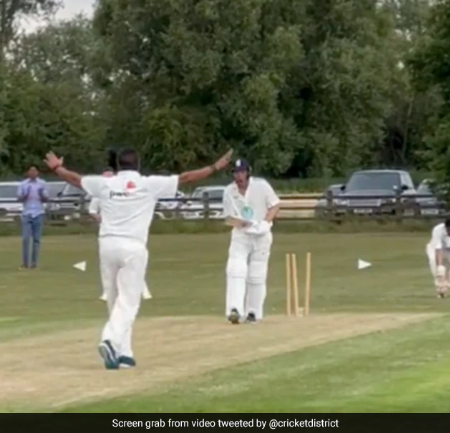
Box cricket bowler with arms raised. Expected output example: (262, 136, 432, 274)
(89, 165, 152, 302)
(223, 159, 280, 324)
(426, 219, 450, 298)
(44, 148, 233, 369)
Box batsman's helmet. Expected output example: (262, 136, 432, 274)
(231, 158, 251, 175)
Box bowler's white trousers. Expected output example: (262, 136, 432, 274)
(99, 236, 148, 358)
(225, 230, 273, 320)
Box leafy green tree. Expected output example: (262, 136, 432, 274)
(0, 0, 59, 62)
(93, 0, 409, 177)
(2, 17, 105, 174)
(409, 0, 450, 195)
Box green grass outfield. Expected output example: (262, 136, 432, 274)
(1, 232, 449, 413)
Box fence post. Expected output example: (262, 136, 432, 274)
(79, 194, 86, 221)
(326, 189, 333, 220)
(202, 191, 210, 227)
(394, 188, 402, 223)
(174, 198, 181, 220)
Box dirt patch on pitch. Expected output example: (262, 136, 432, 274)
(0, 312, 440, 410)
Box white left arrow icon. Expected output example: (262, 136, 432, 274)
(357, 259, 371, 270)
(73, 261, 86, 272)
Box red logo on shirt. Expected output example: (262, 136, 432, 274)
(126, 181, 136, 190)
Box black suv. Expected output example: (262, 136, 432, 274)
(334, 170, 417, 216)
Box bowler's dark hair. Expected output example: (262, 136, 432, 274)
(445, 219, 450, 228)
(106, 149, 118, 172)
(117, 148, 140, 171)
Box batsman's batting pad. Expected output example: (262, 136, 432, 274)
(107, 149, 118, 172)
(247, 252, 270, 285)
(226, 256, 247, 278)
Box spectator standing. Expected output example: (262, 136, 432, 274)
(17, 165, 49, 269)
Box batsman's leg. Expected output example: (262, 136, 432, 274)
(225, 236, 250, 323)
(245, 233, 272, 321)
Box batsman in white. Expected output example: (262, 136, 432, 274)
(89, 167, 152, 302)
(223, 159, 280, 324)
(44, 147, 233, 369)
(426, 219, 450, 298)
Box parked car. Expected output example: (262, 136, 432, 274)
(46, 181, 65, 199)
(335, 170, 418, 216)
(154, 190, 186, 219)
(51, 183, 90, 219)
(0, 181, 22, 221)
(416, 179, 447, 216)
(314, 184, 344, 217)
(181, 186, 226, 219)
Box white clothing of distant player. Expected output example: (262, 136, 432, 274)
(82, 171, 178, 359)
(223, 177, 280, 321)
(88, 197, 152, 301)
(426, 222, 450, 291)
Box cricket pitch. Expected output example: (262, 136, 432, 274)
(0, 312, 440, 411)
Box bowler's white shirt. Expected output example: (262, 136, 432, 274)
(89, 197, 100, 215)
(429, 223, 450, 251)
(81, 171, 178, 245)
(223, 177, 280, 233)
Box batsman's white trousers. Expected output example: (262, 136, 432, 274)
(99, 236, 148, 358)
(225, 231, 272, 320)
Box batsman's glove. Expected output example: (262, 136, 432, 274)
(245, 220, 272, 236)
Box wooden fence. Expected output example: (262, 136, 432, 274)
(0, 189, 447, 224)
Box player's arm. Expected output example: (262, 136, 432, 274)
(178, 150, 233, 185)
(263, 181, 281, 223)
(436, 247, 444, 267)
(431, 227, 444, 266)
(88, 198, 101, 222)
(431, 228, 445, 276)
(53, 167, 82, 188)
(44, 152, 106, 201)
(43, 152, 82, 188)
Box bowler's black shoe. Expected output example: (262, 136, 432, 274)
(245, 312, 257, 324)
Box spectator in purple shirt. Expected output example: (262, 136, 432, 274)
(17, 165, 49, 269)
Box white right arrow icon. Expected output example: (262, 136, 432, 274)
(73, 261, 86, 272)
(357, 259, 371, 270)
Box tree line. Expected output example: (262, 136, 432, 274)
(0, 0, 449, 190)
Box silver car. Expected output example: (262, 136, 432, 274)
(0, 182, 22, 221)
(50, 182, 90, 219)
(416, 179, 446, 216)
